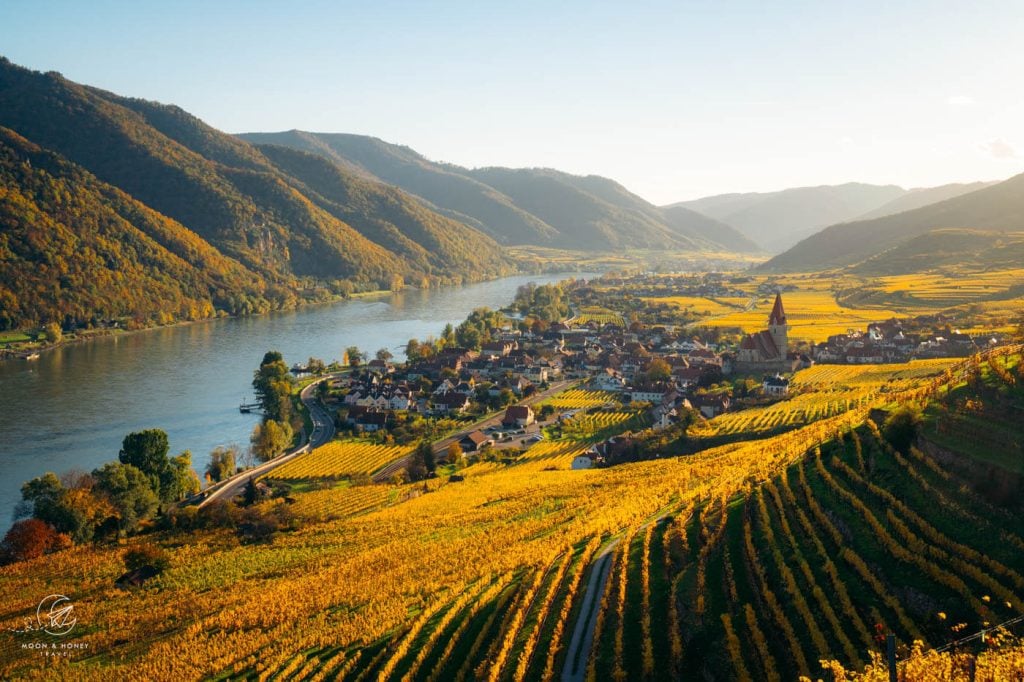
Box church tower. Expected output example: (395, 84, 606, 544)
(768, 293, 788, 359)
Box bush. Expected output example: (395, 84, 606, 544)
(882, 406, 923, 453)
(123, 544, 170, 573)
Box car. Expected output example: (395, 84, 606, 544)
(526, 435, 543, 443)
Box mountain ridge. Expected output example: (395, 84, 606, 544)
(238, 130, 762, 253)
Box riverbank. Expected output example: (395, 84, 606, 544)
(0, 270, 593, 363)
(0, 272, 599, 525)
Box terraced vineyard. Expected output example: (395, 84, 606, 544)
(693, 358, 958, 440)
(2, 349, 1021, 680)
(266, 441, 412, 480)
(542, 389, 619, 409)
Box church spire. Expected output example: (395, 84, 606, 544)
(769, 293, 786, 326)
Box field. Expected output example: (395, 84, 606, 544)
(644, 295, 749, 318)
(697, 288, 913, 342)
(265, 441, 412, 480)
(1, 348, 1020, 681)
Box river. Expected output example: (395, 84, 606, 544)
(0, 273, 591, 526)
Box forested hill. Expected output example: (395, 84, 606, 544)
(0, 57, 513, 331)
(0, 127, 263, 330)
(761, 171, 1024, 272)
(238, 130, 761, 253)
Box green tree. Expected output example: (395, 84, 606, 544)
(415, 440, 436, 474)
(166, 451, 201, 501)
(250, 420, 293, 462)
(376, 347, 393, 362)
(118, 429, 175, 500)
(206, 446, 238, 483)
(307, 357, 326, 375)
(92, 462, 159, 533)
(243, 477, 260, 506)
(252, 351, 292, 422)
(405, 338, 421, 361)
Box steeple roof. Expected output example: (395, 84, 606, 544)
(769, 293, 786, 326)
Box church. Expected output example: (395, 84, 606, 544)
(736, 293, 794, 372)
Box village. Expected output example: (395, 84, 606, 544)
(299, 281, 1008, 474)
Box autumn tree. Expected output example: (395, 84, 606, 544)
(251, 420, 293, 462)
(0, 519, 71, 564)
(447, 442, 464, 467)
(645, 358, 672, 384)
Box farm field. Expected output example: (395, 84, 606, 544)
(643, 295, 749, 317)
(697, 288, 914, 342)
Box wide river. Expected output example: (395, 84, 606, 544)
(0, 273, 590, 526)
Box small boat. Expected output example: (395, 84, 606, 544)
(23, 352, 40, 361)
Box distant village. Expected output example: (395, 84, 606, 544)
(302, 286, 1009, 464)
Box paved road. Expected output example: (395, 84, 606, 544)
(373, 379, 575, 482)
(198, 376, 336, 507)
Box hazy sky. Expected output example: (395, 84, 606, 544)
(2, 0, 1022, 203)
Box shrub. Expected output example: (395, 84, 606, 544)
(124, 544, 170, 573)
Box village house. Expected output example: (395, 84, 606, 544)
(762, 374, 790, 396)
(459, 430, 493, 452)
(502, 405, 535, 428)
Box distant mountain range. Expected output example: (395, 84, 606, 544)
(761, 173, 1024, 272)
(1, 54, 1016, 332)
(0, 57, 762, 331)
(237, 131, 760, 253)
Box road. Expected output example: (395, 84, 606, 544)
(561, 539, 618, 682)
(198, 376, 336, 507)
(372, 379, 575, 482)
(561, 513, 678, 682)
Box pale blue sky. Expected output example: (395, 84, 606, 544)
(2, 0, 1022, 202)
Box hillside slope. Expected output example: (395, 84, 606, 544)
(0, 127, 263, 329)
(674, 183, 906, 252)
(238, 130, 560, 245)
(762, 172, 1024, 272)
(0, 58, 512, 329)
(239, 130, 761, 253)
(850, 228, 1024, 274)
(854, 181, 996, 221)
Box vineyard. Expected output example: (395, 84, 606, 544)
(541, 389, 619, 409)
(569, 307, 625, 327)
(265, 441, 412, 480)
(694, 358, 958, 440)
(1, 349, 1021, 680)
